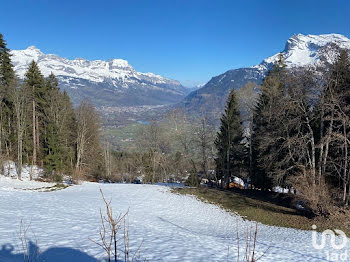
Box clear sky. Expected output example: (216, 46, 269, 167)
(2, 0, 350, 86)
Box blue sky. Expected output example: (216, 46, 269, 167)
(2, 0, 349, 86)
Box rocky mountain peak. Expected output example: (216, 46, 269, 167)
(259, 33, 350, 69)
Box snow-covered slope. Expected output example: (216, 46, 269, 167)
(0, 183, 346, 261)
(180, 33, 350, 121)
(11, 47, 188, 107)
(255, 33, 350, 70)
(12, 46, 177, 85)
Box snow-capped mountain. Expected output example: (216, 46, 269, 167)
(180, 33, 350, 121)
(11, 46, 188, 107)
(256, 33, 350, 70)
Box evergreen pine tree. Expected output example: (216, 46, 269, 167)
(0, 34, 15, 87)
(0, 33, 16, 157)
(215, 89, 245, 189)
(43, 73, 77, 174)
(44, 119, 64, 173)
(251, 87, 273, 190)
(23, 60, 46, 166)
(43, 73, 60, 172)
(46, 72, 59, 91)
(251, 58, 286, 189)
(61, 91, 77, 171)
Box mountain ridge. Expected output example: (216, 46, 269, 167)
(179, 33, 350, 121)
(11, 46, 189, 108)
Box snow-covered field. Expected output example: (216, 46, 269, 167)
(0, 180, 348, 262)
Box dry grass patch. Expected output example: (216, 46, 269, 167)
(173, 187, 350, 235)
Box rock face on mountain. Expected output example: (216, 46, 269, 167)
(11, 46, 189, 107)
(179, 33, 350, 120)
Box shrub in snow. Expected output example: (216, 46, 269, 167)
(2, 161, 17, 178)
(2, 160, 44, 181)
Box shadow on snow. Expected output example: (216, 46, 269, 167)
(0, 241, 100, 262)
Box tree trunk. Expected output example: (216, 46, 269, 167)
(343, 122, 348, 204)
(226, 147, 230, 190)
(104, 142, 112, 179)
(76, 132, 84, 171)
(318, 107, 324, 183)
(32, 100, 36, 167)
(17, 133, 22, 180)
(36, 114, 40, 164)
(249, 116, 253, 184)
(0, 107, 2, 154)
(322, 110, 334, 176)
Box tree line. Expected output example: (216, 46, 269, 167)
(215, 50, 350, 215)
(0, 34, 102, 181)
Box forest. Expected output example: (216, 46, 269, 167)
(0, 34, 102, 181)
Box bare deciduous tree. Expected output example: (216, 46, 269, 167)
(91, 189, 143, 262)
(75, 100, 102, 180)
(11, 85, 29, 180)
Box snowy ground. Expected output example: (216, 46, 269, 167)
(0, 176, 56, 191)
(0, 181, 349, 262)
